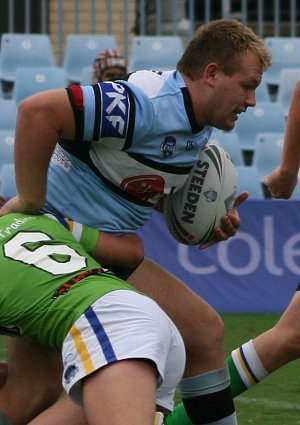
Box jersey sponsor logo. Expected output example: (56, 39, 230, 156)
(185, 140, 198, 151)
(120, 175, 165, 201)
(161, 136, 176, 158)
(101, 82, 129, 139)
(0, 216, 36, 238)
(51, 145, 72, 171)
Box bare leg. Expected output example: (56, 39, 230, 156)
(0, 337, 62, 425)
(128, 257, 225, 377)
(27, 396, 87, 425)
(83, 360, 157, 425)
(28, 361, 158, 425)
(254, 290, 300, 372)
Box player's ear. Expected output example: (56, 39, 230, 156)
(204, 63, 219, 87)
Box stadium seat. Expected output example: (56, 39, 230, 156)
(0, 99, 18, 130)
(209, 129, 244, 166)
(252, 132, 284, 181)
(264, 37, 300, 88)
(0, 33, 55, 83)
(128, 35, 184, 72)
(0, 130, 14, 171)
(235, 165, 264, 199)
(63, 34, 117, 84)
(12, 66, 67, 104)
(80, 66, 93, 85)
(276, 67, 300, 117)
(234, 101, 286, 154)
(256, 78, 270, 102)
(0, 164, 17, 199)
(290, 182, 300, 200)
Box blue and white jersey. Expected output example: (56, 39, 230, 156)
(46, 70, 212, 233)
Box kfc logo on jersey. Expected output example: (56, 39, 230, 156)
(101, 82, 130, 139)
(121, 175, 165, 201)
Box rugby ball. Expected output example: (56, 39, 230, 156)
(164, 145, 237, 246)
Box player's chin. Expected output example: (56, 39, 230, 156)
(218, 118, 236, 131)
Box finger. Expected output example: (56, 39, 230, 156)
(199, 227, 228, 250)
(232, 191, 249, 211)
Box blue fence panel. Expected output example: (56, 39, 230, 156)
(138, 200, 300, 314)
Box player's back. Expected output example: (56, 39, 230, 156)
(0, 213, 132, 349)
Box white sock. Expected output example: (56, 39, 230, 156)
(231, 339, 269, 389)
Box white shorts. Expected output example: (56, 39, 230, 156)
(62, 290, 186, 412)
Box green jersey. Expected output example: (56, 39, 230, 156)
(0, 213, 135, 350)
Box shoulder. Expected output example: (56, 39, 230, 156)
(120, 70, 180, 99)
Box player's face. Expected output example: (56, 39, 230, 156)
(205, 50, 263, 131)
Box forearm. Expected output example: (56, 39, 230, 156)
(14, 90, 75, 212)
(280, 81, 300, 177)
(15, 102, 54, 210)
(93, 232, 144, 268)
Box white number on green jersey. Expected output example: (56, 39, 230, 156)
(4, 231, 87, 275)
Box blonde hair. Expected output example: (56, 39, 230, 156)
(177, 19, 272, 80)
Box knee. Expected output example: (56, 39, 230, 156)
(184, 306, 225, 357)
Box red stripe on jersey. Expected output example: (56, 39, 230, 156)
(70, 84, 84, 110)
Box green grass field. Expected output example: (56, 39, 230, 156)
(0, 314, 299, 424)
(223, 314, 300, 425)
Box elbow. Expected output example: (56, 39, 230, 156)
(126, 239, 144, 268)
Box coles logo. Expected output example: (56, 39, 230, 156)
(121, 175, 165, 201)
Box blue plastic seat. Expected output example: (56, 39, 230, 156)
(0, 130, 14, 170)
(12, 66, 67, 104)
(0, 163, 17, 199)
(235, 165, 264, 199)
(0, 33, 55, 83)
(80, 66, 93, 85)
(256, 78, 270, 102)
(252, 132, 284, 181)
(264, 37, 300, 88)
(209, 130, 244, 166)
(63, 34, 117, 84)
(276, 67, 300, 117)
(0, 99, 18, 130)
(128, 35, 184, 72)
(234, 101, 286, 153)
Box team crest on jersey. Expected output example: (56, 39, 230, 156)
(64, 364, 79, 384)
(161, 136, 176, 158)
(101, 81, 130, 139)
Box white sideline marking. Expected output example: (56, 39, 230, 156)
(237, 396, 300, 410)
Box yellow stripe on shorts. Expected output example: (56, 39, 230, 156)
(70, 324, 95, 374)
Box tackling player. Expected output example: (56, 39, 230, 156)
(0, 211, 185, 425)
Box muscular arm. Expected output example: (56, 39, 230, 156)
(1, 89, 75, 215)
(264, 81, 300, 198)
(93, 232, 144, 268)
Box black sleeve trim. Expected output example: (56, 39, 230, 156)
(127, 152, 193, 174)
(92, 84, 102, 141)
